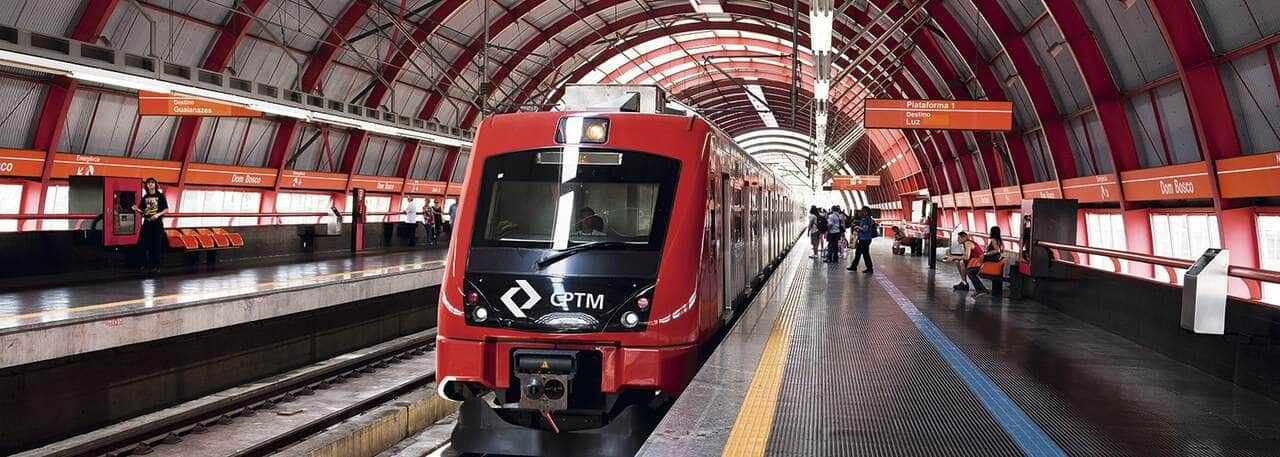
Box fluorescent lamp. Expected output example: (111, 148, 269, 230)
(0, 48, 471, 148)
(689, 0, 723, 13)
(745, 84, 778, 128)
(814, 80, 830, 101)
(809, 11, 834, 53)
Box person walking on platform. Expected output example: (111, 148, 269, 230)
(824, 205, 845, 263)
(847, 206, 877, 274)
(808, 206, 825, 258)
(131, 177, 168, 274)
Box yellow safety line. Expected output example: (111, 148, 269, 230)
(722, 263, 808, 457)
(1, 260, 444, 321)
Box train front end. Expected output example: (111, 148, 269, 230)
(437, 111, 713, 456)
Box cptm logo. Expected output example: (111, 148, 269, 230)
(500, 280, 541, 318)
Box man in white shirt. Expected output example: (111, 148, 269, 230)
(401, 199, 420, 246)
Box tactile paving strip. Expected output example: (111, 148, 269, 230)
(765, 265, 1024, 457)
(722, 262, 810, 457)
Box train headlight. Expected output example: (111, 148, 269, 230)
(472, 306, 489, 322)
(466, 292, 479, 305)
(636, 297, 650, 311)
(583, 122, 608, 142)
(621, 311, 640, 328)
(556, 117, 609, 144)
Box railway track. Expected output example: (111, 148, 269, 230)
(24, 329, 441, 457)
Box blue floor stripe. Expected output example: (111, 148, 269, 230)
(874, 273, 1067, 457)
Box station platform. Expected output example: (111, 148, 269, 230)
(0, 248, 446, 369)
(641, 242, 1280, 456)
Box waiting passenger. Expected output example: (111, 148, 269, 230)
(131, 177, 168, 274)
(432, 204, 445, 239)
(402, 199, 420, 246)
(970, 226, 1006, 296)
(423, 204, 437, 245)
(942, 231, 982, 291)
(808, 206, 825, 258)
(847, 207, 876, 274)
(824, 205, 845, 263)
(447, 202, 457, 232)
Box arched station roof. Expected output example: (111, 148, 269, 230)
(0, 0, 1276, 204)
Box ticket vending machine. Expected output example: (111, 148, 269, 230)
(69, 176, 140, 247)
(1018, 198, 1078, 278)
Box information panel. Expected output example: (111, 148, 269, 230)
(830, 175, 880, 191)
(864, 99, 1013, 131)
(138, 91, 261, 117)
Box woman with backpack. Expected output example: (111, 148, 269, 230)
(808, 206, 825, 258)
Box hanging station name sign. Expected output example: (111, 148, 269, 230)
(864, 99, 1014, 131)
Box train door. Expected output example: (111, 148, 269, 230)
(719, 172, 734, 318)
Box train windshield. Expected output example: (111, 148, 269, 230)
(471, 148, 679, 250)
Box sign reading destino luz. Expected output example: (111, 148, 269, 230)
(864, 99, 1013, 131)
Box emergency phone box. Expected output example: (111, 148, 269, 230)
(69, 176, 141, 247)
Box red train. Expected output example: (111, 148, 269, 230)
(436, 93, 805, 456)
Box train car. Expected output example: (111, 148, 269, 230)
(436, 86, 805, 456)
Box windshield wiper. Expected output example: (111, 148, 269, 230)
(536, 241, 628, 269)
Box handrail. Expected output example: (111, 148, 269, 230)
(1036, 241, 1193, 269)
(1037, 240, 1280, 302)
(899, 222, 1022, 249)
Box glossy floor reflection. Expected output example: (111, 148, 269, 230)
(0, 248, 447, 330)
(765, 242, 1280, 456)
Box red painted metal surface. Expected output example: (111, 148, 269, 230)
(436, 110, 797, 400)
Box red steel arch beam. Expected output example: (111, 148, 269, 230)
(466, 3, 822, 125)
(1145, 0, 1250, 283)
(505, 21, 801, 124)
(31, 0, 123, 222)
(927, 2, 1034, 185)
(417, 0, 552, 122)
(892, 57, 982, 192)
(1145, 0, 1241, 162)
(1043, 0, 1140, 174)
(264, 0, 378, 196)
(365, 0, 466, 108)
(662, 65, 818, 99)
(171, 0, 270, 191)
(457, 0, 905, 125)
(601, 38, 816, 82)
(969, 0, 1076, 180)
(909, 29, 1006, 188)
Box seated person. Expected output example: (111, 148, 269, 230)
(578, 215, 605, 236)
(575, 207, 606, 236)
(941, 231, 983, 292)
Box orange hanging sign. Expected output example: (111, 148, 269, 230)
(1216, 152, 1280, 199)
(864, 99, 1013, 131)
(138, 91, 261, 117)
(830, 175, 880, 191)
(280, 170, 348, 191)
(1020, 180, 1062, 199)
(993, 186, 1021, 207)
(1061, 174, 1120, 203)
(0, 148, 45, 178)
(405, 179, 449, 195)
(351, 175, 403, 193)
(50, 153, 181, 182)
(185, 163, 277, 188)
(1120, 161, 1213, 201)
